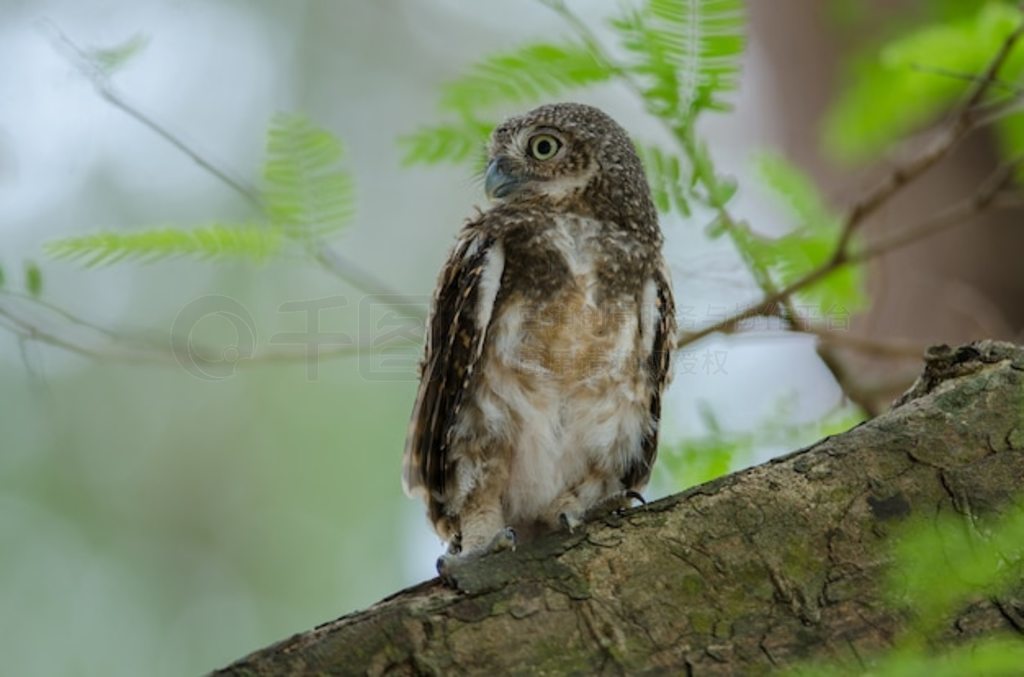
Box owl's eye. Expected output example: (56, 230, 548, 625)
(528, 134, 561, 161)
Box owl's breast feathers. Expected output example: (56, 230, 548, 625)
(403, 207, 675, 533)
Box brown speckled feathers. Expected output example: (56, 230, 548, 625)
(403, 103, 676, 555)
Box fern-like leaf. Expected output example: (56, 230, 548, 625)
(400, 120, 494, 166)
(439, 42, 614, 113)
(636, 143, 691, 215)
(46, 225, 282, 267)
(264, 113, 355, 238)
(611, 0, 745, 123)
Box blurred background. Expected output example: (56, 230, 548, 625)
(2, 1, 1022, 674)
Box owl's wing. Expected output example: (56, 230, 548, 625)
(623, 261, 677, 490)
(402, 228, 504, 508)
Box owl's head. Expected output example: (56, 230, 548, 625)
(484, 103, 656, 225)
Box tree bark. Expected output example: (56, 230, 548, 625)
(215, 341, 1024, 676)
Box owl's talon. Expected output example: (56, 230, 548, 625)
(625, 490, 647, 506)
(612, 490, 647, 516)
(559, 511, 584, 533)
(436, 527, 517, 587)
(436, 552, 464, 586)
(489, 526, 517, 553)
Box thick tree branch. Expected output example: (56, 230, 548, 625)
(215, 341, 1024, 675)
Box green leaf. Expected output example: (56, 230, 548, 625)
(610, 0, 746, 123)
(824, 2, 1024, 163)
(24, 261, 42, 297)
(439, 42, 614, 113)
(785, 637, 1024, 677)
(45, 225, 282, 267)
(873, 639, 1024, 677)
(888, 499, 1024, 633)
(87, 34, 149, 75)
(399, 120, 494, 166)
(0, 262, 5, 288)
(264, 113, 355, 238)
(750, 153, 866, 314)
(636, 143, 691, 215)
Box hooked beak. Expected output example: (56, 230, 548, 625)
(484, 158, 522, 200)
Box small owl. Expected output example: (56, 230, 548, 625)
(403, 103, 675, 574)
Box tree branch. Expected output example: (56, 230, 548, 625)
(677, 154, 1023, 349)
(0, 292, 396, 366)
(214, 341, 1024, 675)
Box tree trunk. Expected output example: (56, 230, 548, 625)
(215, 341, 1024, 675)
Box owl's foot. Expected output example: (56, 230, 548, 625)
(558, 491, 645, 533)
(625, 489, 647, 507)
(487, 526, 518, 553)
(436, 527, 517, 586)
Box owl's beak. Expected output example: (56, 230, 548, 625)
(484, 158, 521, 200)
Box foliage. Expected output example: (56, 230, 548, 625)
(749, 153, 865, 313)
(46, 113, 353, 267)
(825, 1, 1024, 163)
(24, 260, 43, 297)
(45, 225, 282, 267)
(439, 42, 614, 113)
(400, 0, 747, 217)
(610, 0, 745, 123)
(789, 637, 1024, 677)
(889, 499, 1024, 634)
(788, 498, 1024, 676)
(401, 119, 495, 167)
(636, 143, 691, 215)
(264, 113, 355, 239)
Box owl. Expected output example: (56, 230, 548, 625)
(403, 102, 676, 576)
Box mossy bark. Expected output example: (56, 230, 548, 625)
(215, 341, 1024, 675)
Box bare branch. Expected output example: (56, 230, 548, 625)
(801, 327, 928, 361)
(0, 295, 397, 367)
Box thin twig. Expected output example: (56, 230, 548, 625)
(0, 299, 396, 366)
(909, 63, 1023, 96)
(851, 155, 1024, 263)
(801, 327, 927, 361)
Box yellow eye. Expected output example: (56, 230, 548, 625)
(528, 134, 561, 160)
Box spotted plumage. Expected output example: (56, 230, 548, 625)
(403, 103, 676, 567)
